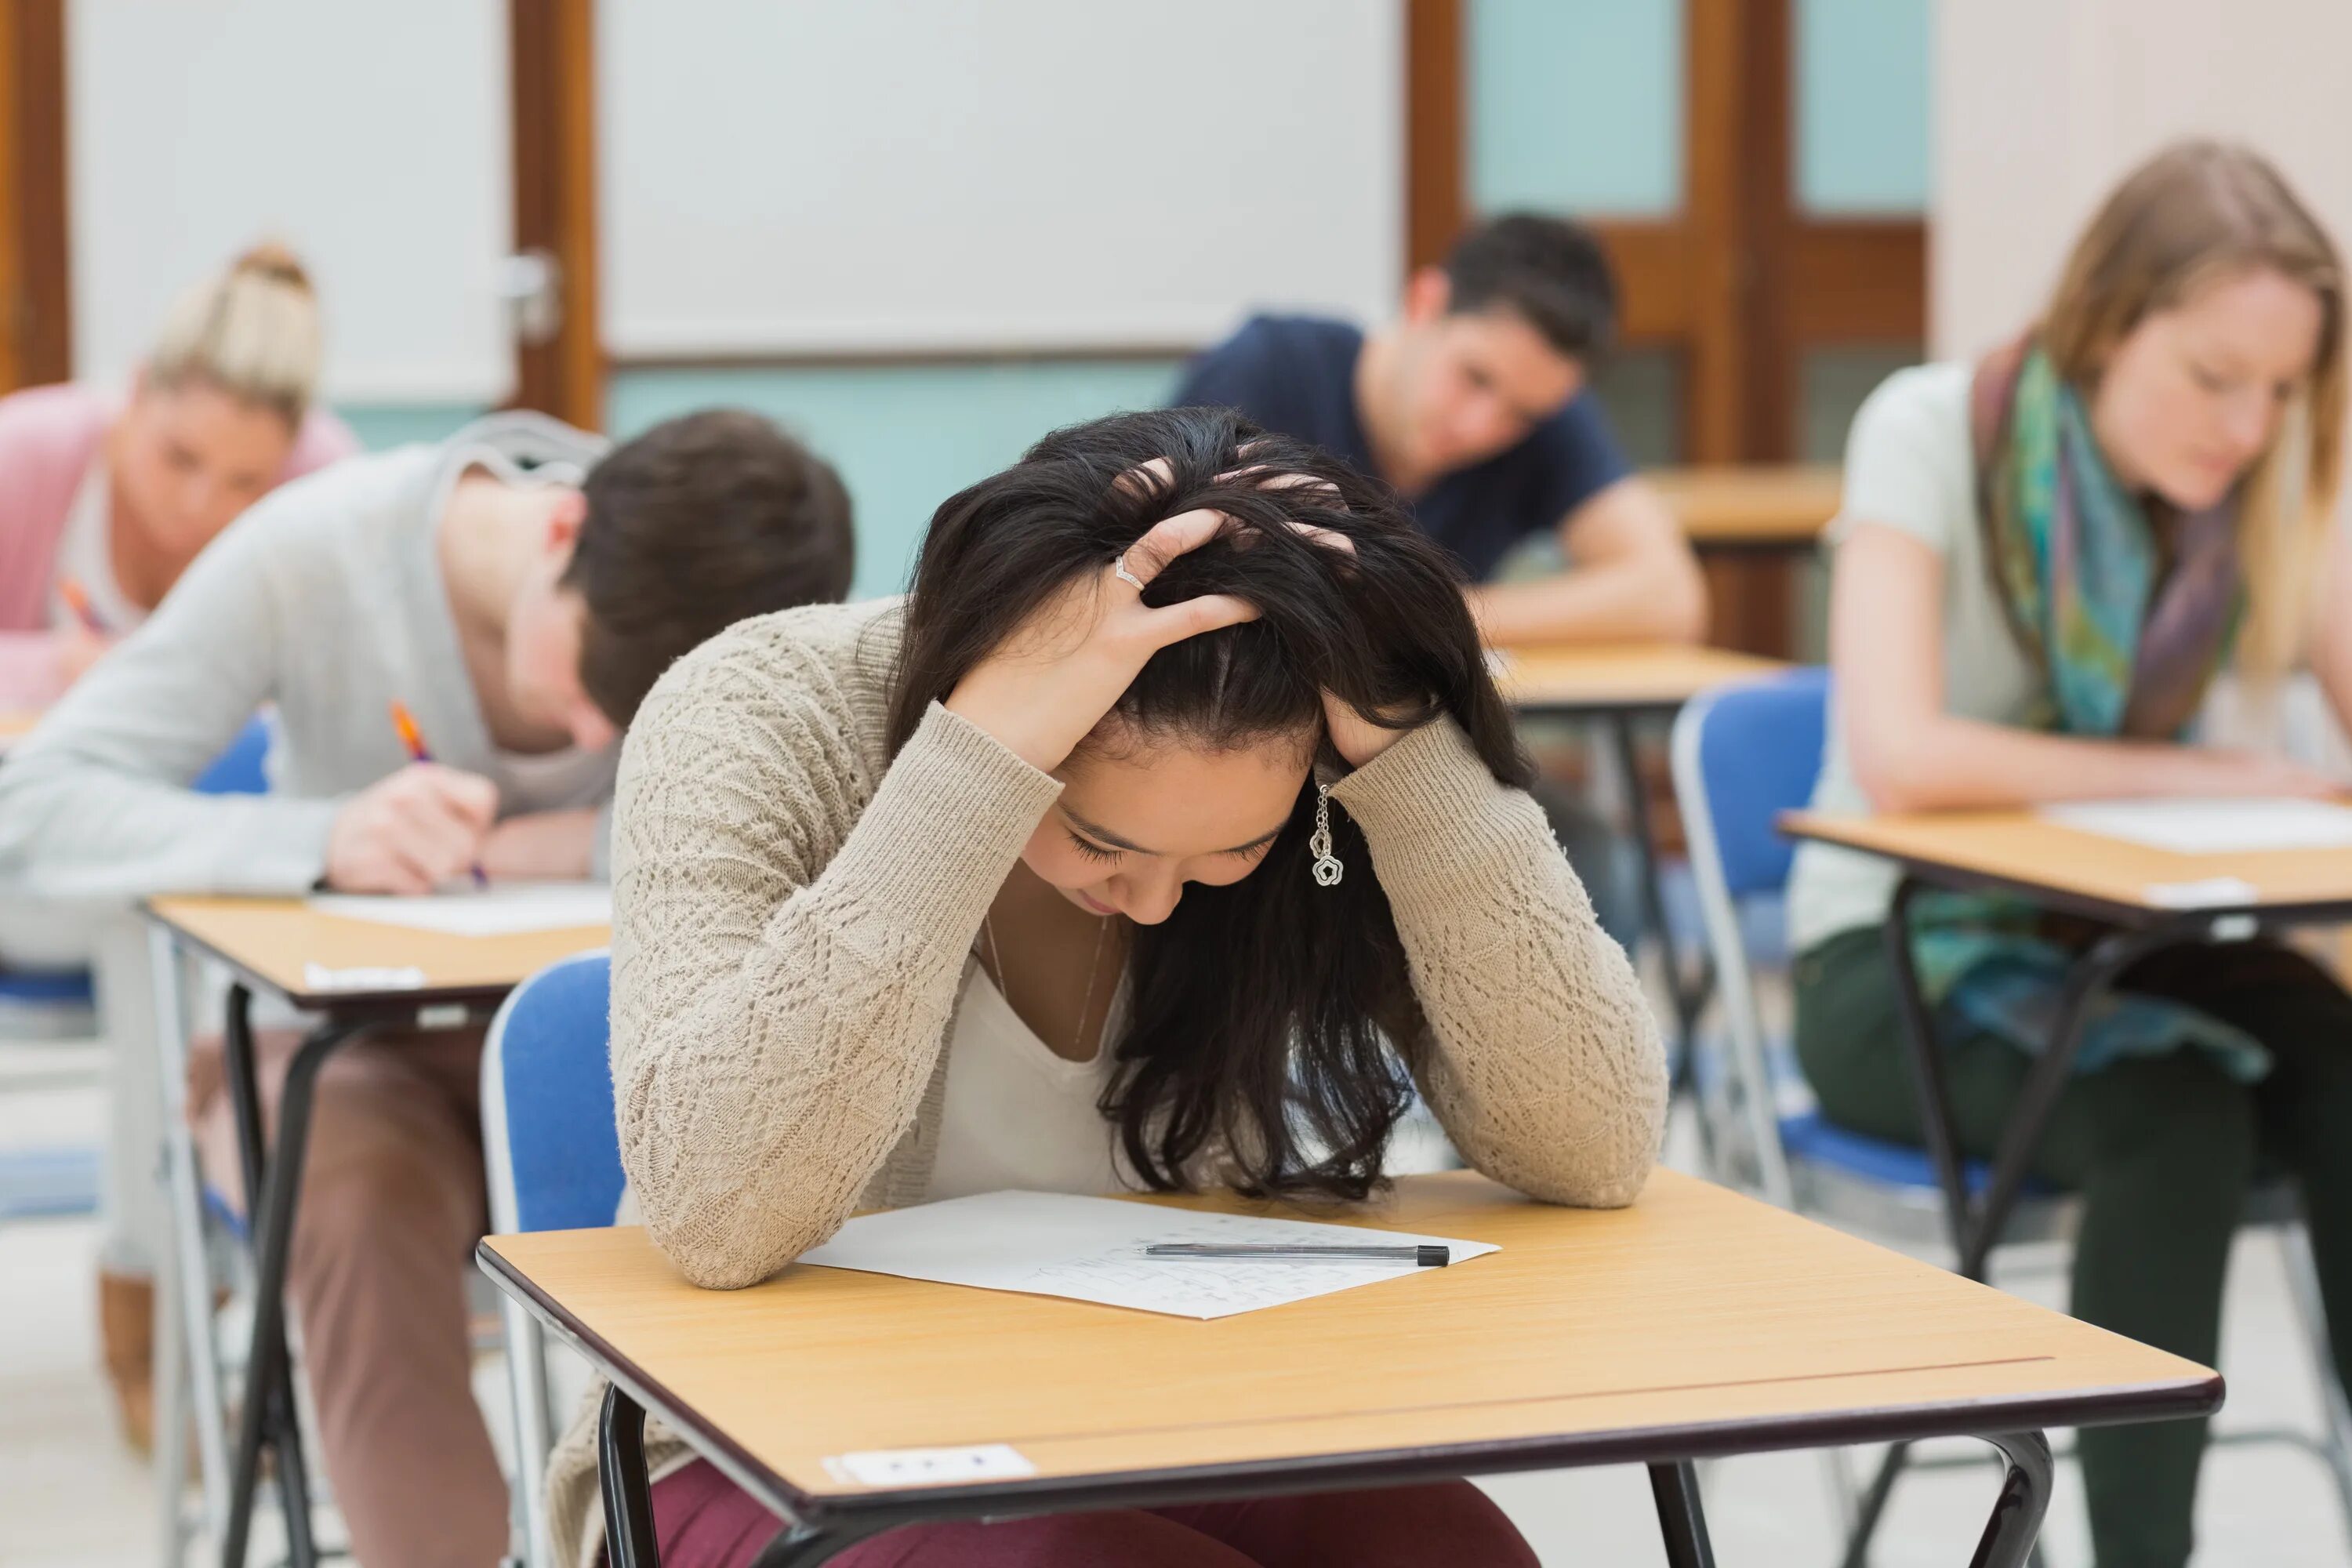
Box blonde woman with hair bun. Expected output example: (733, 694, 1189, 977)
(1788, 140, 2352, 1567)
(0, 241, 356, 702)
(0, 241, 354, 1457)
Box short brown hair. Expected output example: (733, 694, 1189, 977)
(566, 409, 855, 724)
(1442, 212, 1618, 361)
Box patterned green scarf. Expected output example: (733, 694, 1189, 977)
(1912, 339, 2262, 1082)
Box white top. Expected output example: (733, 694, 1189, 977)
(924, 955, 1127, 1202)
(1786, 362, 2042, 950)
(49, 456, 145, 634)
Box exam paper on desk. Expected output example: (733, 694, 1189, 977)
(794, 1189, 1499, 1319)
(306, 881, 612, 937)
(2038, 797, 2352, 854)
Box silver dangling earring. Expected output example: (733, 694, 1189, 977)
(1309, 783, 1344, 887)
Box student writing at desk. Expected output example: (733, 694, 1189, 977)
(557, 408, 1668, 1567)
(1172, 216, 1707, 946)
(1788, 142, 2352, 1568)
(0, 409, 855, 1567)
(0, 242, 354, 706)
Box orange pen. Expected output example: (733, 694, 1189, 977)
(388, 700, 488, 887)
(57, 577, 109, 637)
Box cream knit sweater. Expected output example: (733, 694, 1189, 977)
(544, 598, 1668, 1564)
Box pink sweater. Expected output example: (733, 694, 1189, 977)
(0, 383, 357, 700)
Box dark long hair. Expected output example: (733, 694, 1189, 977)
(885, 407, 1534, 1202)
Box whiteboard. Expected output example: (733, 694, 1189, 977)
(598, 0, 1404, 358)
(68, 0, 514, 405)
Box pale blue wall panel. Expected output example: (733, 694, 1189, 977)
(1468, 0, 1682, 218)
(608, 361, 1182, 600)
(1795, 0, 1930, 214)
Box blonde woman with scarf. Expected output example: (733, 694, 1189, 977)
(1790, 141, 2352, 1567)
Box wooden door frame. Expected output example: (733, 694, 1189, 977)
(0, 0, 71, 393)
(1403, 0, 1925, 465)
(510, 0, 604, 430)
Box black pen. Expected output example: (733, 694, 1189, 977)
(1144, 1243, 1450, 1268)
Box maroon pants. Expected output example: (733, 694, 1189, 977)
(651, 1459, 1538, 1567)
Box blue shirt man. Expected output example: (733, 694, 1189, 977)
(1173, 214, 1705, 646)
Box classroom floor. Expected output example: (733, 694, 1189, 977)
(4, 1036, 2348, 1567)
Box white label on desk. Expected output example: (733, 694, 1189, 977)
(823, 1444, 1036, 1487)
(301, 963, 425, 993)
(2143, 877, 2260, 909)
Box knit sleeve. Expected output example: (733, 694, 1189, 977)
(1329, 720, 1668, 1207)
(609, 625, 1062, 1288)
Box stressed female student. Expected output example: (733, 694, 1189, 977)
(546, 408, 1668, 1567)
(0, 241, 354, 702)
(1789, 141, 2352, 1568)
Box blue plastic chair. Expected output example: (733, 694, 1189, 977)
(481, 949, 619, 1568)
(1668, 667, 2062, 1235)
(1, 715, 281, 1233)
(0, 713, 274, 1043)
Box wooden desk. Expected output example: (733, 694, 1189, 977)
(1779, 806, 2352, 1252)
(1650, 463, 1842, 555)
(143, 895, 609, 1567)
(1495, 643, 1788, 1058)
(1779, 808, 2352, 1555)
(483, 1170, 2216, 1567)
(1494, 642, 1786, 717)
(147, 894, 612, 1012)
(1784, 808, 2352, 925)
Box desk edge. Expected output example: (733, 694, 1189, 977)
(1775, 818, 2352, 927)
(476, 1239, 2223, 1530)
(143, 900, 558, 1014)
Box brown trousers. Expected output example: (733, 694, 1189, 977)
(193, 1025, 508, 1568)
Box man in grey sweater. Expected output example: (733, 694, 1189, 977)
(0, 408, 853, 1566)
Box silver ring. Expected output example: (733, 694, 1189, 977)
(1112, 553, 1147, 591)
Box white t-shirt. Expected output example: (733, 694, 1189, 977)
(49, 456, 145, 634)
(1786, 362, 2043, 950)
(924, 955, 1127, 1201)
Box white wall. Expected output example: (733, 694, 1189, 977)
(1933, 0, 2352, 361)
(68, 0, 514, 405)
(598, 0, 1404, 358)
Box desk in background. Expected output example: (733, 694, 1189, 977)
(485, 1168, 2216, 1568)
(1651, 463, 1841, 557)
(1780, 807, 2352, 1553)
(145, 894, 611, 1568)
(1495, 643, 1784, 1058)
(1649, 464, 1842, 659)
(1780, 807, 2352, 1272)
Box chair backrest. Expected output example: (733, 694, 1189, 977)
(1669, 666, 1830, 1210)
(481, 949, 622, 1234)
(1679, 666, 1831, 898)
(193, 714, 273, 797)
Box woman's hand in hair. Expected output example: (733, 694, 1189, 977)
(1323, 691, 1418, 769)
(943, 506, 1258, 774)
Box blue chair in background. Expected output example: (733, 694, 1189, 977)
(1671, 666, 2352, 1555)
(0, 713, 277, 1225)
(0, 713, 274, 1039)
(481, 948, 619, 1568)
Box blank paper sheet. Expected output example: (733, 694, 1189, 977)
(795, 1190, 1499, 1319)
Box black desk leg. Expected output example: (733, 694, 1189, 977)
(219, 1012, 370, 1568)
(217, 985, 317, 1568)
(601, 1385, 662, 1568)
(1969, 1432, 2054, 1568)
(1608, 713, 1712, 1081)
(1648, 1461, 1718, 1568)
(1853, 880, 2182, 1566)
